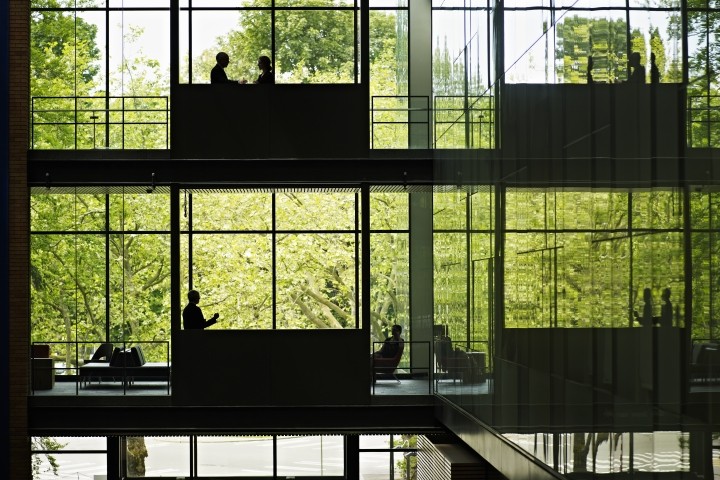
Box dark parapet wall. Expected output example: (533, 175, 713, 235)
(501, 83, 684, 183)
(172, 84, 369, 160)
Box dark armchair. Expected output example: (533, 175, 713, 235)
(372, 340, 404, 383)
(434, 335, 469, 383)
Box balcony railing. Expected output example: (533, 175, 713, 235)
(434, 95, 495, 149)
(31, 95, 169, 150)
(30, 340, 170, 396)
(371, 95, 495, 149)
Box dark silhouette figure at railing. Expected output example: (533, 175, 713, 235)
(628, 52, 646, 84)
(211, 52, 239, 84)
(371, 324, 404, 382)
(587, 56, 594, 84)
(650, 53, 660, 84)
(634, 287, 654, 327)
(183, 290, 220, 329)
(661, 287, 673, 327)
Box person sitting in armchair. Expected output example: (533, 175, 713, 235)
(371, 324, 404, 381)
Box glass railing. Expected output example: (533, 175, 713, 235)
(370, 340, 432, 396)
(30, 340, 170, 396)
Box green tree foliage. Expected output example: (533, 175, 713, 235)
(31, 1, 101, 149)
(30, 193, 171, 366)
(31, 437, 66, 477)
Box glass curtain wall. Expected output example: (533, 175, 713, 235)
(432, 0, 494, 149)
(433, 186, 495, 404)
(687, 0, 720, 147)
(30, 0, 170, 149)
(179, 0, 360, 85)
(181, 189, 362, 330)
(181, 188, 410, 336)
(30, 188, 172, 373)
(431, 185, 720, 477)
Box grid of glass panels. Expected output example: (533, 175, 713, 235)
(30, 189, 172, 371)
(181, 190, 361, 329)
(31, 436, 107, 480)
(30, 1, 171, 149)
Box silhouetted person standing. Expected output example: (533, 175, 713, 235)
(661, 287, 673, 327)
(183, 290, 219, 329)
(587, 56, 594, 84)
(650, 52, 660, 84)
(634, 287, 653, 327)
(211, 52, 238, 84)
(628, 52, 645, 84)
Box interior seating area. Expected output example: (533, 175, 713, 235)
(79, 345, 170, 389)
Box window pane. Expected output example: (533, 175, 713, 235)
(276, 234, 357, 329)
(275, 192, 357, 231)
(186, 192, 273, 231)
(109, 193, 170, 231)
(276, 435, 344, 477)
(138, 437, 190, 477)
(370, 192, 408, 231)
(197, 436, 274, 477)
(275, 10, 355, 83)
(370, 233, 409, 343)
(187, 234, 273, 329)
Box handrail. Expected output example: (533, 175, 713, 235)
(31, 95, 169, 150)
(370, 94, 495, 150)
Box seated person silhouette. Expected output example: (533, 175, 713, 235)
(211, 52, 239, 84)
(372, 324, 404, 360)
(371, 325, 404, 380)
(183, 290, 219, 329)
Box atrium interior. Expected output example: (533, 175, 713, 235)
(3, 0, 720, 479)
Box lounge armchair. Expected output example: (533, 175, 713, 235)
(372, 341, 404, 383)
(434, 335, 469, 383)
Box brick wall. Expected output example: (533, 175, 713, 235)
(9, 0, 30, 478)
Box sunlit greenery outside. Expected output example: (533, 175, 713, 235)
(30, 190, 411, 367)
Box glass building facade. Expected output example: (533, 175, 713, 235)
(5, 0, 720, 479)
